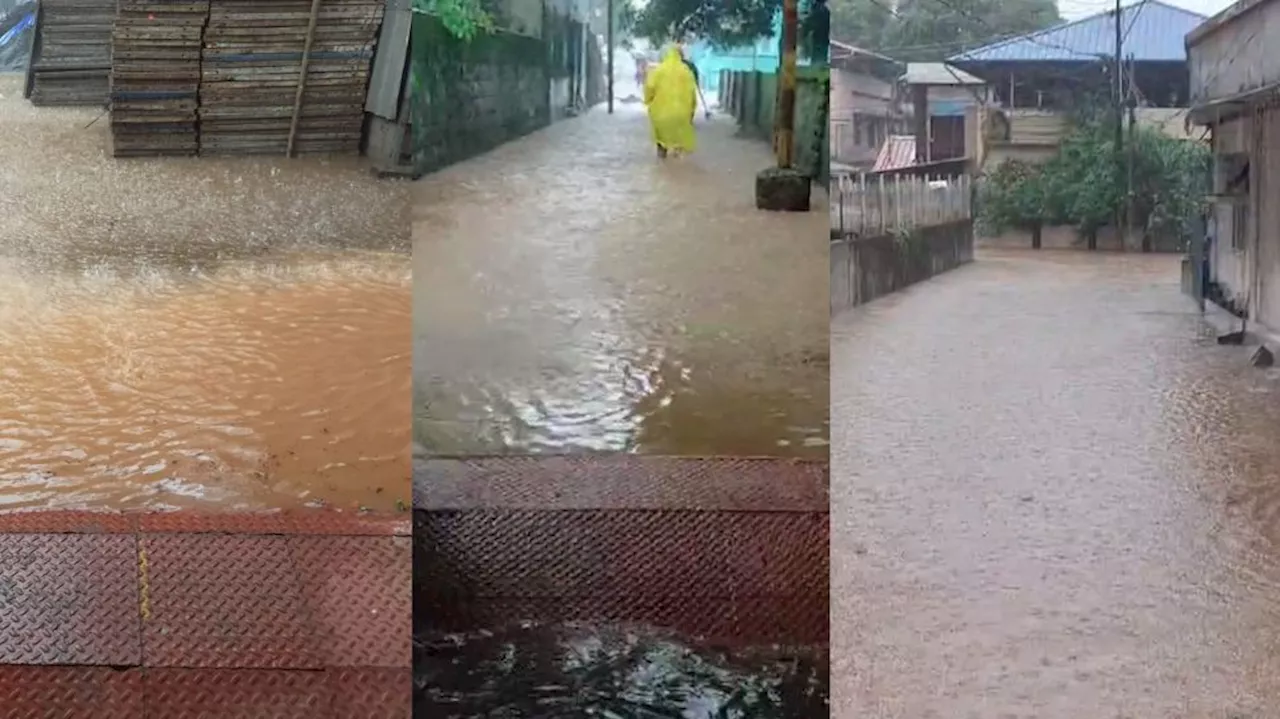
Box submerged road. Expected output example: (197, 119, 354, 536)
(412, 105, 829, 456)
(0, 75, 411, 513)
(834, 250, 1280, 717)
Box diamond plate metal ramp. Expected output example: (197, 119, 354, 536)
(414, 456, 829, 646)
(0, 509, 410, 716)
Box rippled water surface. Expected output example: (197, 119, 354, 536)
(412, 107, 829, 457)
(415, 622, 828, 718)
(834, 250, 1280, 717)
(0, 75, 410, 512)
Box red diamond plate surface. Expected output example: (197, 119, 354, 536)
(415, 455, 829, 511)
(0, 534, 142, 665)
(140, 535, 321, 669)
(0, 666, 144, 718)
(326, 668, 411, 719)
(137, 513, 289, 536)
(143, 669, 329, 719)
(0, 511, 136, 534)
(282, 511, 411, 537)
(290, 536, 410, 667)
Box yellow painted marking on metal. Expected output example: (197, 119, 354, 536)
(138, 543, 151, 621)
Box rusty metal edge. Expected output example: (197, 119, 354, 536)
(414, 455, 830, 512)
(0, 510, 410, 536)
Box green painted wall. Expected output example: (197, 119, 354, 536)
(720, 67, 830, 185)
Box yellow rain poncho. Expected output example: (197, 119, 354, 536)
(644, 47, 698, 154)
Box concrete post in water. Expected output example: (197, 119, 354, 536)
(754, 0, 808, 211)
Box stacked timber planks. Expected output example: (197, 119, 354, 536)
(109, 0, 209, 157)
(27, 0, 114, 106)
(199, 0, 383, 155)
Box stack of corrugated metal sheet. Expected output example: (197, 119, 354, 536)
(27, 0, 114, 106)
(108, 0, 209, 157)
(199, 0, 383, 155)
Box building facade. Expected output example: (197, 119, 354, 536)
(1188, 0, 1280, 328)
(829, 40, 903, 169)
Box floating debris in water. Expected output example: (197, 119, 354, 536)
(414, 622, 828, 718)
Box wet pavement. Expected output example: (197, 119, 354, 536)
(411, 105, 829, 457)
(0, 75, 411, 513)
(833, 250, 1280, 717)
(0, 509, 409, 718)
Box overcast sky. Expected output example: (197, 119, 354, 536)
(1058, 0, 1235, 19)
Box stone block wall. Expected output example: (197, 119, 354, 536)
(410, 13, 550, 175)
(830, 220, 975, 312)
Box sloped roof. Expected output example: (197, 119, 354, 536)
(903, 63, 985, 85)
(948, 0, 1207, 64)
(873, 136, 918, 172)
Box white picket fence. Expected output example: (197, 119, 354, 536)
(831, 173, 973, 236)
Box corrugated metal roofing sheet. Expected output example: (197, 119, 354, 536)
(873, 135, 917, 172)
(365, 0, 410, 119)
(948, 0, 1207, 64)
(904, 63, 984, 85)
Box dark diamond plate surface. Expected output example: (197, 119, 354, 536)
(414, 455, 829, 511)
(0, 666, 145, 718)
(140, 535, 321, 669)
(290, 536, 411, 667)
(0, 511, 136, 534)
(415, 506, 829, 646)
(143, 669, 329, 719)
(327, 668, 411, 719)
(0, 534, 142, 665)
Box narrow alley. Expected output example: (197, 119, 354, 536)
(412, 106, 829, 456)
(833, 251, 1280, 717)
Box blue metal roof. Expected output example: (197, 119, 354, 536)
(948, 0, 1207, 64)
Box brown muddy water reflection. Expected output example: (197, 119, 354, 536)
(0, 75, 410, 512)
(834, 250, 1280, 717)
(412, 107, 829, 456)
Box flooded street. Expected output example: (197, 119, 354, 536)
(833, 250, 1280, 717)
(412, 106, 828, 456)
(0, 75, 411, 513)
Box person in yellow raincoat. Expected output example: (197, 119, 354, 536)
(644, 46, 698, 158)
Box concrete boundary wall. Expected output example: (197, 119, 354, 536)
(831, 220, 974, 313)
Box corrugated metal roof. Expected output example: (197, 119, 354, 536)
(948, 0, 1207, 64)
(873, 135, 918, 172)
(903, 63, 984, 85)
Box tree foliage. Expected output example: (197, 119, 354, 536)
(412, 0, 493, 40)
(830, 0, 1059, 60)
(977, 159, 1048, 235)
(633, 0, 782, 49)
(632, 0, 827, 54)
(979, 121, 1211, 247)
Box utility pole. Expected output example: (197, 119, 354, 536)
(1112, 0, 1124, 250)
(776, 0, 799, 167)
(606, 0, 614, 113)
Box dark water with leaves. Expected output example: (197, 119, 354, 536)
(414, 623, 829, 718)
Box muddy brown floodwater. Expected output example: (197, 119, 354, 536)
(0, 75, 410, 513)
(412, 105, 829, 457)
(833, 250, 1280, 717)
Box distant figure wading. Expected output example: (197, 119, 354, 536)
(643, 46, 698, 159)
